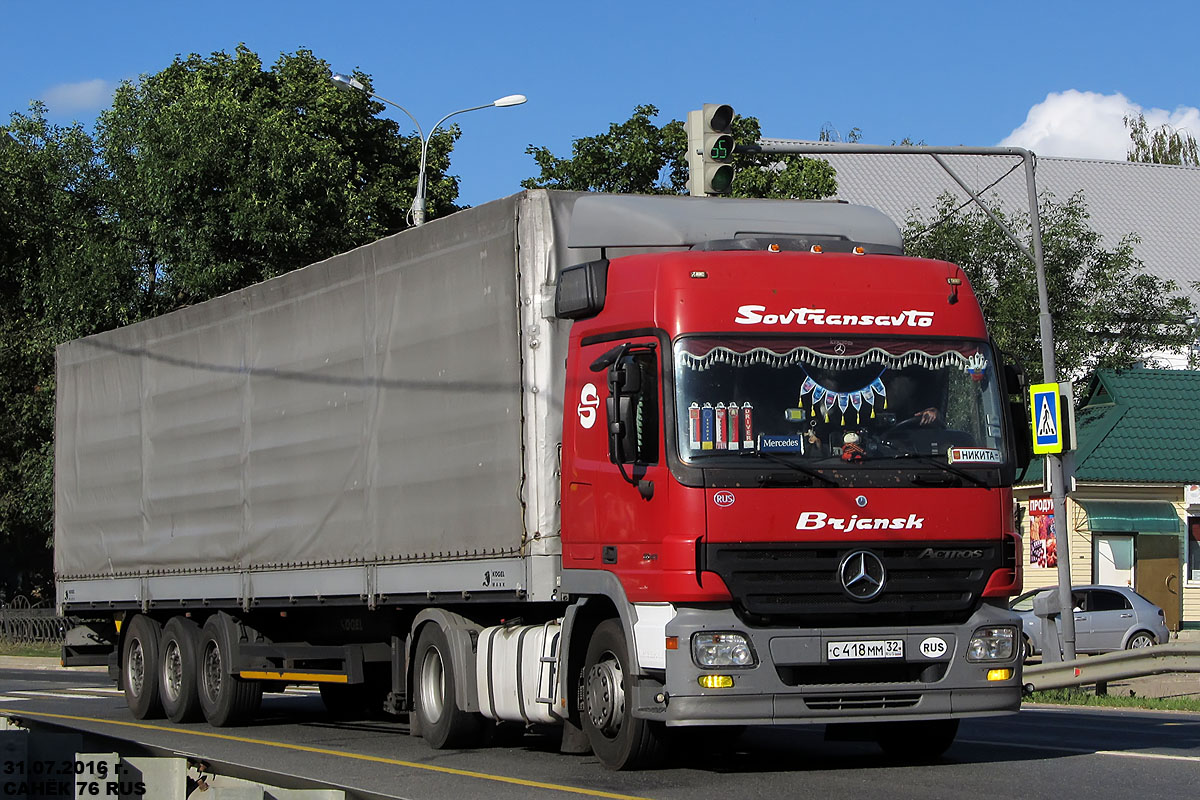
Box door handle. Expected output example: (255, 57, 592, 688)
(1119, 613, 1133, 618)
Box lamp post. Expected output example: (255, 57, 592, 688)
(330, 73, 526, 226)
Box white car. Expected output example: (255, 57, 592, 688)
(1009, 585, 1169, 656)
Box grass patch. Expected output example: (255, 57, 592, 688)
(1028, 688, 1200, 713)
(0, 641, 61, 659)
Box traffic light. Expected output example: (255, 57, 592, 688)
(687, 103, 736, 196)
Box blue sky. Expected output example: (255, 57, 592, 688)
(4, 1, 1199, 208)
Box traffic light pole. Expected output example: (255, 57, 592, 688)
(737, 140, 1078, 660)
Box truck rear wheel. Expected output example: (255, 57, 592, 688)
(581, 619, 667, 770)
(159, 616, 203, 723)
(876, 718, 959, 759)
(197, 616, 262, 727)
(414, 624, 482, 748)
(122, 615, 164, 719)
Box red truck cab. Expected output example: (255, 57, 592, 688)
(555, 195, 1026, 765)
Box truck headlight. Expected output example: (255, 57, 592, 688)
(692, 632, 756, 668)
(967, 627, 1016, 662)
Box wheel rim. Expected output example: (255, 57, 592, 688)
(202, 641, 223, 703)
(419, 647, 445, 724)
(163, 640, 183, 702)
(585, 650, 624, 739)
(126, 638, 145, 697)
(1130, 634, 1153, 648)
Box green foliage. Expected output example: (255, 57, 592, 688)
(1125, 113, 1200, 167)
(1028, 688, 1200, 713)
(96, 45, 452, 304)
(0, 45, 455, 600)
(522, 105, 837, 200)
(0, 105, 136, 600)
(904, 192, 1195, 383)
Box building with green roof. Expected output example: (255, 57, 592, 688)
(1015, 368, 1200, 631)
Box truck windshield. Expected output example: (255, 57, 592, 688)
(673, 336, 1009, 468)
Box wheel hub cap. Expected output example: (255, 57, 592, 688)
(585, 656, 624, 737)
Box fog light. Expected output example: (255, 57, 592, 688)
(698, 675, 734, 689)
(987, 668, 1013, 682)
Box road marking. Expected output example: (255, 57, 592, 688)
(10, 711, 654, 800)
(7, 690, 112, 700)
(959, 738, 1200, 763)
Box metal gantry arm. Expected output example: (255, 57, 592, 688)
(739, 141, 1077, 660)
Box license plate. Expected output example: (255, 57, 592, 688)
(827, 639, 905, 660)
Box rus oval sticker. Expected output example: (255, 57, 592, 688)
(920, 636, 948, 659)
(713, 491, 735, 507)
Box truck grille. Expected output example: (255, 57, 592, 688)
(702, 541, 1002, 627)
(804, 693, 922, 711)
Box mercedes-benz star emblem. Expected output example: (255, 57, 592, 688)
(839, 550, 886, 601)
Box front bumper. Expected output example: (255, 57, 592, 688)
(659, 604, 1023, 726)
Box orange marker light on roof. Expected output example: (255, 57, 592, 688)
(810, 244, 823, 254)
(768, 243, 781, 253)
(853, 246, 866, 255)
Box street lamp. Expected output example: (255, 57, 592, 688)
(330, 73, 526, 226)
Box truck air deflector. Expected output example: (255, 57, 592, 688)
(567, 194, 903, 253)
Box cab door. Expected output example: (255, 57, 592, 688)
(561, 336, 673, 599)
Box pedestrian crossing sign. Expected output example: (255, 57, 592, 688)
(1030, 382, 1063, 455)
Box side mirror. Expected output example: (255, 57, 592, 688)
(606, 356, 643, 465)
(1003, 361, 1032, 470)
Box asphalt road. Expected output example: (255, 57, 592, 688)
(2, 666, 1198, 800)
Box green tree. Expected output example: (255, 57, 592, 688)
(522, 104, 837, 200)
(96, 45, 457, 305)
(0, 106, 138, 600)
(0, 46, 455, 599)
(904, 192, 1195, 383)
(1125, 113, 1200, 166)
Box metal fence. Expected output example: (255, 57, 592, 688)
(0, 596, 72, 644)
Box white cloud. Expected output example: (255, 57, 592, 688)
(41, 79, 116, 113)
(999, 90, 1200, 161)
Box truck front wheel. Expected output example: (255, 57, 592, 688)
(122, 615, 164, 719)
(413, 624, 482, 748)
(580, 619, 667, 770)
(197, 616, 262, 727)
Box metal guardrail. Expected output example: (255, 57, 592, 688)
(1023, 642, 1200, 692)
(0, 596, 73, 644)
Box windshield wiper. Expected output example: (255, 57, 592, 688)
(739, 449, 838, 486)
(879, 453, 991, 488)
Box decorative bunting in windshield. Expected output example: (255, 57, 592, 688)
(801, 369, 887, 425)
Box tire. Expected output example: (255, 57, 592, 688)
(197, 615, 262, 727)
(876, 719, 959, 760)
(580, 619, 668, 770)
(413, 624, 483, 748)
(122, 615, 164, 719)
(1023, 635, 1036, 660)
(1125, 631, 1156, 650)
(159, 616, 203, 723)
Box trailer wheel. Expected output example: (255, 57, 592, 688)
(159, 616, 203, 723)
(413, 624, 482, 748)
(197, 616, 262, 727)
(876, 718, 959, 760)
(122, 615, 164, 719)
(580, 619, 667, 770)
